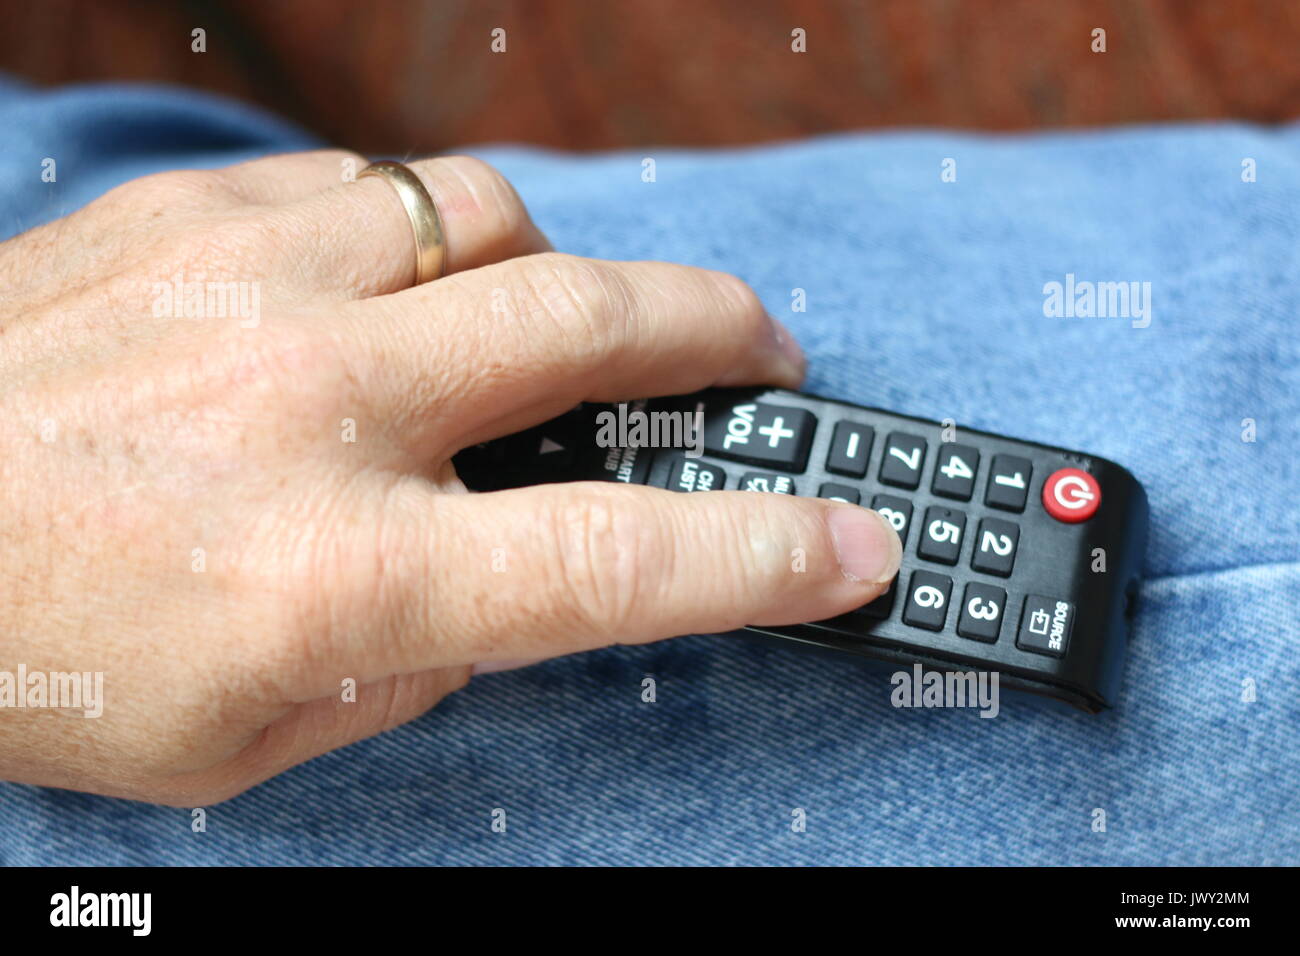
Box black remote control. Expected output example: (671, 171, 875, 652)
(453, 387, 1149, 713)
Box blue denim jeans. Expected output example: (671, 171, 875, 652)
(1, 77, 1296, 864)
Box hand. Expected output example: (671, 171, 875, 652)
(0, 151, 901, 804)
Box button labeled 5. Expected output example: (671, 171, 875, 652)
(918, 506, 966, 565)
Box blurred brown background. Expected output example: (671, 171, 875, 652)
(2, 0, 1298, 153)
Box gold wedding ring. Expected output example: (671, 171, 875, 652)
(358, 160, 446, 284)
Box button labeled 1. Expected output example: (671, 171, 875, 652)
(986, 455, 1032, 511)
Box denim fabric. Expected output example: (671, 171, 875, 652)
(1, 77, 1297, 865)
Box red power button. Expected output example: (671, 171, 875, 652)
(1042, 468, 1101, 522)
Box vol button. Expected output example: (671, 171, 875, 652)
(1042, 468, 1101, 522)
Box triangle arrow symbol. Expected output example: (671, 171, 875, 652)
(538, 437, 565, 455)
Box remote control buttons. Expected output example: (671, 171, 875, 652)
(971, 518, 1020, 577)
(879, 432, 927, 489)
(985, 455, 1032, 511)
(818, 482, 860, 504)
(957, 583, 1006, 643)
(1016, 596, 1074, 657)
(870, 494, 913, 546)
(1042, 468, 1101, 523)
(918, 507, 966, 565)
(903, 571, 952, 631)
(826, 422, 874, 478)
(701, 401, 815, 472)
(664, 457, 726, 492)
(740, 472, 797, 494)
(931, 444, 980, 500)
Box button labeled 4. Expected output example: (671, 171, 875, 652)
(932, 443, 979, 500)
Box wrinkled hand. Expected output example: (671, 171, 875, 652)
(0, 151, 901, 804)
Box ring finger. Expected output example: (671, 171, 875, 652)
(282, 155, 552, 299)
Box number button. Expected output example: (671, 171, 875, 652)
(985, 454, 1033, 511)
(740, 472, 797, 494)
(870, 494, 913, 546)
(971, 518, 1020, 577)
(931, 443, 980, 500)
(879, 432, 927, 489)
(957, 583, 1006, 643)
(701, 401, 816, 472)
(903, 571, 953, 631)
(664, 457, 726, 493)
(819, 482, 860, 504)
(917, 506, 966, 565)
(826, 422, 874, 478)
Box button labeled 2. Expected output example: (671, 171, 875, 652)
(971, 518, 1019, 577)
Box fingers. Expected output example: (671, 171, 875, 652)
(343, 253, 805, 456)
(285, 155, 552, 298)
(295, 481, 902, 691)
(221, 149, 367, 205)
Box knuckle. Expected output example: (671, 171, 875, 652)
(170, 321, 351, 445)
(511, 253, 629, 364)
(541, 489, 665, 637)
(158, 212, 283, 279)
(714, 270, 766, 327)
(446, 155, 529, 238)
(101, 168, 238, 215)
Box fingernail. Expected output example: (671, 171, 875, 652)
(769, 316, 806, 379)
(472, 657, 542, 676)
(827, 506, 901, 585)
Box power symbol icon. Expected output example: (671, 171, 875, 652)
(1043, 468, 1101, 522)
